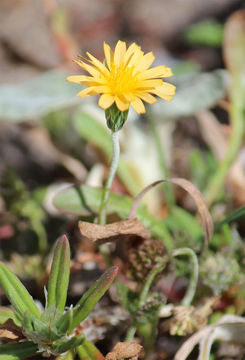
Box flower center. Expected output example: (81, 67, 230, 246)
(106, 63, 139, 96)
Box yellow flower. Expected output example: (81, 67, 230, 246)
(67, 40, 176, 114)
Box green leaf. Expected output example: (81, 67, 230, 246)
(77, 340, 105, 360)
(22, 312, 51, 341)
(71, 266, 118, 330)
(184, 20, 223, 47)
(40, 303, 61, 328)
(0, 342, 37, 360)
(31, 317, 50, 339)
(21, 312, 35, 333)
(0, 307, 21, 327)
(165, 206, 202, 239)
(0, 263, 40, 318)
(53, 184, 173, 250)
(0, 71, 81, 122)
(55, 308, 73, 336)
(52, 334, 85, 354)
(47, 235, 70, 312)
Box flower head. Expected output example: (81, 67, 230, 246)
(67, 40, 176, 114)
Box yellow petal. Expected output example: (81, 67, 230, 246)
(138, 65, 173, 80)
(73, 59, 100, 78)
(161, 67, 173, 77)
(128, 49, 144, 68)
(161, 82, 176, 95)
(114, 41, 127, 66)
(130, 97, 146, 113)
(150, 83, 176, 100)
(137, 92, 157, 104)
(67, 75, 94, 83)
(124, 43, 141, 65)
(86, 52, 109, 75)
(134, 52, 155, 72)
(104, 42, 113, 69)
(137, 79, 163, 89)
(115, 96, 129, 112)
(92, 85, 111, 93)
(77, 87, 97, 97)
(98, 94, 115, 109)
(121, 93, 135, 102)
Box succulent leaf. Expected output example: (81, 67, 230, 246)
(0, 263, 40, 318)
(47, 235, 70, 312)
(71, 266, 118, 330)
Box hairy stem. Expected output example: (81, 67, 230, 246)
(125, 247, 198, 342)
(172, 247, 199, 306)
(98, 130, 120, 265)
(98, 130, 120, 225)
(125, 255, 169, 342)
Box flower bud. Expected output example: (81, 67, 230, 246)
(105, 103, 128, 132)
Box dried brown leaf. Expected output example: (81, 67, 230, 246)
(169, 178, 213, 246)
(79, 218, 150, 244)
(105, 342, 144, 360)
(129, 178, 213, 247)
(174, 326, 212, 360)
(223, 10, 245, 76)
(196, 111, 245, 205)
(0, 319, 23, 341)
(174, 315, 245, 360)
(196, 110, 228, 162)
(0, 328, 19, 340)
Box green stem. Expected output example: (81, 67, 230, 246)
(125, 247, 198, 342)
(138, 257, 169, 309)
(146, 107, 175, 208)
(98, 130, 120, 266)
(125, 255, 169, 342)
(172, 247, 199, 306)
(125, 326, 137, 343)
(204, 77, 244, 206)
(98, 130, 120, 225)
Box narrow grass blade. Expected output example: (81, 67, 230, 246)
(0, 263, 40, 318)
(214, 205, 245, 232)
(47, 235, 70, 312)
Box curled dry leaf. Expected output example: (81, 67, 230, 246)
(169, 178, 213, 246)
(196, 110, 228, 162)
(105, 342, 144, 360)
(174, 314, 245, 360)
(79, 218, 150, 244)
(129, 178, 213, 247)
